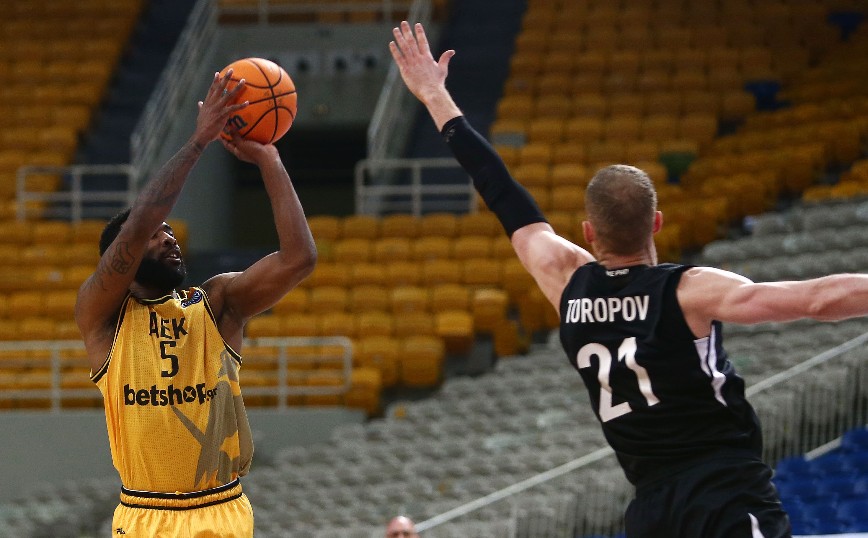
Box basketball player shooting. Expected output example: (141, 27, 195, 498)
(391, 20, 868, 538)
(74, 70, 316, 537)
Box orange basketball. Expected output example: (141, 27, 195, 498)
(218, 57, 297, 144)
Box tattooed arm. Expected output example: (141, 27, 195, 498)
(75, 71, 248, 372)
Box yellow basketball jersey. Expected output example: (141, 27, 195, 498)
(92, 287, 253, 493)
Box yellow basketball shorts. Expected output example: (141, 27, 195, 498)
(111, 479, 254, 537)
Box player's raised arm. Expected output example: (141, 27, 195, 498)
(201, 134, 316, 351)
(678, 266, 868, 337)
(75, 71, 248, 368)
(389, 21, 593, 309)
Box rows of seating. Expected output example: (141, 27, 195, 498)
(775, 427, 868, 535)
(0, 0, 141, 221)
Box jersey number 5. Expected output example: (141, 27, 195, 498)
(576, 337, 659, 422)
(160, 340, 179, 377)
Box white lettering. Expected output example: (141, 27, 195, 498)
(564, 296, 651, 324)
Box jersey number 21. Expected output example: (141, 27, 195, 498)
(577, 337, 659, 422)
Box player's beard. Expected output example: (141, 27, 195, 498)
(135, 255, 187, 293)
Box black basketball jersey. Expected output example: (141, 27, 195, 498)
(558, 262, 763, 485)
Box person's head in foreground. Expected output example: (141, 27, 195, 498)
(386, 515, 419, 538)
(584, 164, 661, 264)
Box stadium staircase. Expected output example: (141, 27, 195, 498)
(78, 0, 196, 166)
(404, 0, 525, 160)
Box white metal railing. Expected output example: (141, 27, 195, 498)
(15, 165, 137, 222)
(219, 0, 414, 25)
(130, 0, 217, 186)
(354, 157, 472, 215)
(415, 332, 868, 536)
(0, 337, 352, 412)
(367, 0, 432, 162)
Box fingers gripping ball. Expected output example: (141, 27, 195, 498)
(219, 58, 297, 144)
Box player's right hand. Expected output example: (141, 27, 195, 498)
(194, 70, 249, 146)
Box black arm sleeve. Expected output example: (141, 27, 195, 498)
(441, 115, 548, 237)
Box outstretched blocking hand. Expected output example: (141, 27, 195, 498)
(389, 21, 452, 102)
(389, 21, 461, 131)
(194, 70, 250, 147)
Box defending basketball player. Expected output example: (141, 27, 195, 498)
(391, 21, 868, 537)
(75, 70, 316, 537)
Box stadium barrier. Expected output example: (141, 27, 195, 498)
(415, 332, 868, 537)
(354, 157, 472, 215)
(15, 164, 136, 222)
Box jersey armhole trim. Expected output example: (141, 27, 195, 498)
(198, 287, 243, 367)
(90, 293, 132, 383)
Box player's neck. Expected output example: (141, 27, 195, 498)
(129, 282, 178, 301)
(595, 244, 658, 270)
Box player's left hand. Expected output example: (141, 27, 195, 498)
(389, 21, 455, 105)
(221, 132, 278, 165)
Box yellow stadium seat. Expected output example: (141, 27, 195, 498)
(393, 311, 435, 339)
(496, 95, 535, 122)
(272, 287, 310, 314)
(682, 91, 719, 116)
(625, 140, 660, 164)
(550, 185, 586, 213)
(471, 288, 509, 334)
(670, 70, 708, 92)
(720, 90, 756, 122)
(353, 335, 400, 387)
(609, 50, 642, 76)
(318, 312, 357, 339)
(349, 262, 386, 286)
(453, 235, 494, 260)
(422, 259, 462, 286)
(586, 140, 626, 167)
(435, 310, 474, 354)
(517, 143, 553, 166)
(461, 258, 502, 289)
(333, 238, 372, 263)
(339, 214, 379, 240)
(418, 212, 458, 238)
(344, 367, 382, 416)
(19, 316, 62, 340)
(572, 93, 607, 118)
(608, 93, 645, 117)
(307, 215, 341, 241)
(399, 335, 445, 387)
(246, 314, 284, 338)
(40, 289, 79, 322)
(379, 214, 419, 239)
(565, 117, 604, 143)
(372, 237, 412, 263)
(642, 115, 680, 142)
(303, 262, 351, 288)
(384, 261, 423, 287)
(604, 115, 642, 142)
(9, 291, 45, 318)
(527, 118, 566, 143)
(429, 283, 470, 313)
(501, 258, 537, 303)
(280, 312, 319, 337)
(535, 94, 572, 117)
(412, 236, 453, 261)
(348, 284, 390, 313)
(551, 142, 586, 166)
(356, 310, 393, 337)
(513, 163, 550, 188)
(457, 212, 501, 237)
(308, 286, 348, 314)
(389, 285, 429, 314)
(679, 114, 718, 148)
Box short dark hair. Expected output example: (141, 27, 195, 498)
(99, 207, 132, 256)
(585, 165, 657, 256)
